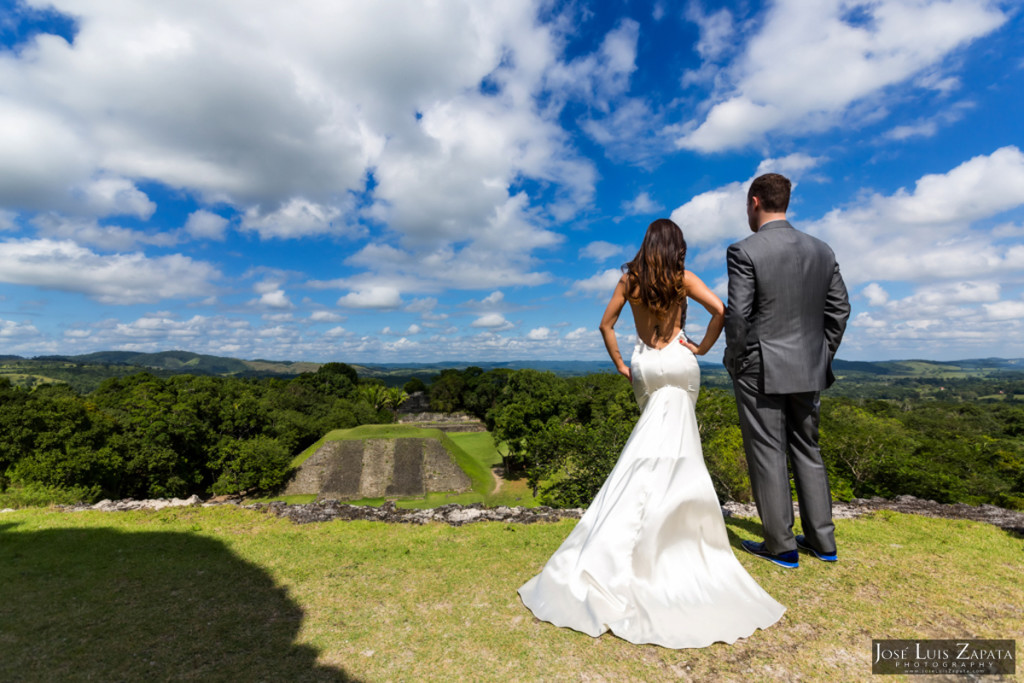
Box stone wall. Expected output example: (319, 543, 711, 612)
(397, 412, 486, 433)
(282, 436, 472, 499)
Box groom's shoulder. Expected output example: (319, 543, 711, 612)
(770, 221, 833, 250)
(729, 229, 768, 251)
(726, 236, 753, 257)
(793, 226, 837, 254)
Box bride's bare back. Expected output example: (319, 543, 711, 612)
(628, 295, 685, 349)
(600, 269, 725, 381)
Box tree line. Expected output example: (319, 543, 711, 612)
(2, 362, 1022, 511)
(0, 363, 393, 504)
(428, 367, 1024, 510)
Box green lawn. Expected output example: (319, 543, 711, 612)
(1, 507, 1019, 682)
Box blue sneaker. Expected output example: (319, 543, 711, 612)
(741, 540, 799, 568)
(795, 535, 838, 562)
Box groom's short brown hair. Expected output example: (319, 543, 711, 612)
(748, 173, 791, 213)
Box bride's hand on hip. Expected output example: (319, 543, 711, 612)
(618, 365, 632, 382)
(680, 337, 701, 355)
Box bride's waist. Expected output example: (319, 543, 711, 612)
(633, 328, 685, 351)
(632, 363, 700, 393)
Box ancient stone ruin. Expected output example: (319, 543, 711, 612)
(282, 437, 472, 500)
(397, 411, 486, 433)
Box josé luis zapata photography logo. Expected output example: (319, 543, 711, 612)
(872, 639, 1016, 676)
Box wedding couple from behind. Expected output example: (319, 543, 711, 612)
(518, 173, 851, 648)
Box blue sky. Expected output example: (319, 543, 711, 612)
(1, 0, 1022, 364)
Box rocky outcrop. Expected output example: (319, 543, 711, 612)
(281, 437, 472, 500)
(255, 500, 583, 526)
(79, 495, 204, 512)
(396, 391, 430, 414)
(722, 495, 1024, 535)
(48, 494, 1024, 534)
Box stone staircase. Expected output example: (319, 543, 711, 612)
(282, 436, 472, 500)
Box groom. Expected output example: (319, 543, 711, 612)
(723, 173, 850, 569)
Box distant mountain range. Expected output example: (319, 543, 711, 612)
(2, 350, 1022, 391)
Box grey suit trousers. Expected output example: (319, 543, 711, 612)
(733, 365, 836, 556)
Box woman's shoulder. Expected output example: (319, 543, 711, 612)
(683, 269, 705, 286)
(617, 272, 637, 297)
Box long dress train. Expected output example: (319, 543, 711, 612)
(517, 335, 785, 648)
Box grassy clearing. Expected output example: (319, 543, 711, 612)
(1, 507, 1019, 682)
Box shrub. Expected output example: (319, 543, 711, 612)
(701, 425, 752, 503)
(210, 436, 293, 495)
(0, 481, 100, 508)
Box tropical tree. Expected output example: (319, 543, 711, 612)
(384, 387, 409, 415)
(358, 382, 390, 411)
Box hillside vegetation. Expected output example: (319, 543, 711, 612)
(6, 349, 1023, 396)
(0, 363, 385, 506)
(0, 506, 1019, 681)
(423, 366, 1024, 510)
(1, 357, 1022, 514)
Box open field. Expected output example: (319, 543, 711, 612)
(1, 506, 1019, 682)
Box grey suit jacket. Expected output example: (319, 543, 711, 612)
(723, 220, 850, 394)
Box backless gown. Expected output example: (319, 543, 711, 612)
(517, 332, 785, 648)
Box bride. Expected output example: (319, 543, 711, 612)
(517, 218, 785, 648)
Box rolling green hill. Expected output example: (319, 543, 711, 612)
(2, 350, 1022, 397)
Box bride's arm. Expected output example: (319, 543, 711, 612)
(599, 275, 632, 381)
(680, 271, 725, 356)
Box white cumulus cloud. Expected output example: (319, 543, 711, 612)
(185, 210, 229, 241)
(0, 238, 219, 304)
(471, 313, 513, 330)
(862, 283, 890, 306)
(676, 0, 1007, 152)
(253, 289, 294, 310)
(810, 146, 1024, 285)
(337, 286, 402, 310)
(570, 268, 623, 298)
(310, 310, 345, 323)
(580, 241, 626, 262)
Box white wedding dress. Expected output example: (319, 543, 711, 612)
(518, 334, 785, 648)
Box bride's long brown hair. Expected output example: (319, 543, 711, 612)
(622, 218, 687, 340)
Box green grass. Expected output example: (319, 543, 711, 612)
(247, 494, 318, 505)
(284, 426, 538, 509)
(446, 431, 504, 467)
(1, 507, 1019, 682)
(438, 431, 493, 495)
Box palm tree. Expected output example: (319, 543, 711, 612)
(358, 383, 389, 411)
(384, 387, 410, 417)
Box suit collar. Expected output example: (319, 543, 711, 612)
(757, 219, 792, 232)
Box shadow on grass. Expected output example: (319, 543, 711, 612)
(0, 520, 359, 682)
(724, 514, 767, 550)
